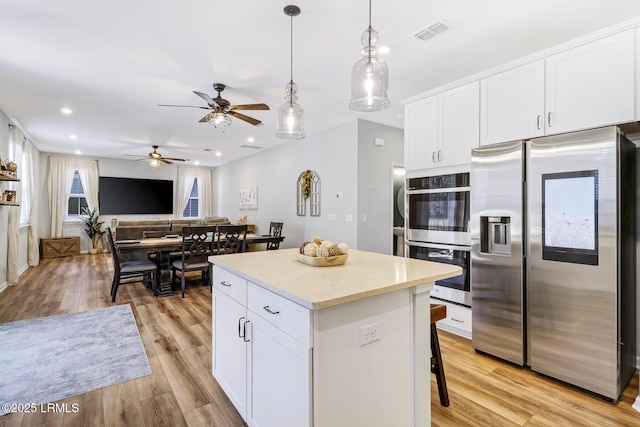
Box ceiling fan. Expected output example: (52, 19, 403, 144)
(159, 83, 270, 126)
(127, 145, 187, 165)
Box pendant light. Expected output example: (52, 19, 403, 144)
(276, 5, 305, 139)
(349, 0, 390, 112)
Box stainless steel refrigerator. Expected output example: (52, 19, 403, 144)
(470, 126, 636, 401)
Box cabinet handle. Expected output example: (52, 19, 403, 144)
(437, 150, 442, 163)
(536, 115, 541, 130)
(432, 152, 437, 164)
(243, 320, 251, 342)
(263, 305, 280, 315)
(221, 281, 231, 287)
(547, 112, 552, 127)
(238, 316, 246, 338)
(451, 317, 464, 323)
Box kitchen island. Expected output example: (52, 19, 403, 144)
(209, 248, 461, 427)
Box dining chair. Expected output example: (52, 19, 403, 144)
(266, 221, 284, 250)
(216, 224, 248, 255)
(171, 226, 217, 298)
(107, 227, 158, 302)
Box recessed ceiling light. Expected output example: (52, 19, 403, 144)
(61, 108, 73, 115)
(215, 151, 222, 157)
(74, 150, 81, 155)
(194, 161, 200, 165)
(247, 137, 255, 143)
(378, 45, 391, 55)
(69, 134, 77, 140)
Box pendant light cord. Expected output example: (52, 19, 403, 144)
(289, 10, 294, 106)
(367, 0, 372, 64)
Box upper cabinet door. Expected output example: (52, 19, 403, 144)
(404, 96, 438, 171)
(439, 81, 480, 167)
(545, 30, 635, 135)
(480, 61, 545, 146)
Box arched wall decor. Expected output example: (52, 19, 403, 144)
(296, 170, 320, 216)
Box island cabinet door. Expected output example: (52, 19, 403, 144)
(247, 313, 311, 427)
(212, 291, 248, 420)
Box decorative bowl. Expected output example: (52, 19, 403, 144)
(295, 252, 348, 267)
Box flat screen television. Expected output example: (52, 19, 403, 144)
(541, 170, 598, 266)
(99, 176, 173, 215)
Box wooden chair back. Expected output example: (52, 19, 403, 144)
(216, 224, 248, 255)
(266, 222, 283, 250)
(181, 226, 216, 267)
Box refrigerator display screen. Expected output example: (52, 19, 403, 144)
(542, 170, 598, 265)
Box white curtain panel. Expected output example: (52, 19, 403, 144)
(76, 159, 99, 210)
(22, 138, 39, 267)
(177, 167, 213, 218)
(177, 167, 196, 217)
(47, 157, 77, 237)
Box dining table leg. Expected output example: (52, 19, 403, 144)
(156, 250, 175, 297)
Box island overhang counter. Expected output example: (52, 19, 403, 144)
(209, 248, 462, 427)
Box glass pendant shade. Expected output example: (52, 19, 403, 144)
(276, 81, 305, 139)
(206, 111, 232, 128)
(349, 24, 390, 112)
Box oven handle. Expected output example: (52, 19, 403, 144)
(406, 241, 471, 252)
(406, 187, 471, 195)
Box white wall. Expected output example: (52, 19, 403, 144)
(0, 111, 11, 289)
(356, 120, 404, 254)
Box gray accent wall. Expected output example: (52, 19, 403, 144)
(215, 119, 403, 253)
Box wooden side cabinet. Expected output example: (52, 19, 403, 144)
(40, 237, 81, 258)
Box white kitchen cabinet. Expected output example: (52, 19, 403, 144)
(480, 61, 545, 145)
(480, 30, 635, 145)
(404, 81, 479, 171)
(404, 96, 438, 171)
(545, 29, 634, 134)
(212, 268, 312, 427)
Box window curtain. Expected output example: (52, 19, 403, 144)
(48, 157, 99, 237)
(177, 167, 213, 218)
(23, 138, 39, 267)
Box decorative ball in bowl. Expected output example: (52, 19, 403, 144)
(296, 239, 349, 267)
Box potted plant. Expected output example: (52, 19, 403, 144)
(81, 207, 105, 254)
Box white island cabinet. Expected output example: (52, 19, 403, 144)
(210, 248, 462, 427)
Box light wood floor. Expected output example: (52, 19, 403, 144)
(0, 253, 637, 426)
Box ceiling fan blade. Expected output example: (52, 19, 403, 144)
(193, 91, 220, 108)
(158, 104, 210, 109)
(227, 110, 261, 126)
(159, 158, 173, 164)
(228, 103, 270, 111)
(199, 112, 212, 123)
(161, 157, 187, 162)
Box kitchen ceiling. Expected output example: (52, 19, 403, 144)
(1, 1, 640, 167)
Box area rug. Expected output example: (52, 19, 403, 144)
(0, 304, 151, 416)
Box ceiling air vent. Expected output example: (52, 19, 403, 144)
(240, 144, 263, 150)
(413, 19, 450, 42)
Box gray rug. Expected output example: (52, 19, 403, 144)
(0, 304, 151, 416)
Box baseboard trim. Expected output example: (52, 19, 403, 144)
(633, 396, 640, 413)
(0, 281, 7, 294)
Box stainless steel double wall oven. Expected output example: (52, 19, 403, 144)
(405, 173, 471, 307)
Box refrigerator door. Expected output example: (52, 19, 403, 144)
(471, 140, 525, 365)
(527, 127, 620, 399)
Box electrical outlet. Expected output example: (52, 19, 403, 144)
(359, 322, 380, 346)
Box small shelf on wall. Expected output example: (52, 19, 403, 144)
(0, 201, 19, 206)
(0, 171, 19, 182)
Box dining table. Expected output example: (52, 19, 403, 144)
(114, 233, 285, 297)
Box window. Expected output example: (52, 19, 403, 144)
(68, 170, 88, 216)
(182, 178, 199, 218)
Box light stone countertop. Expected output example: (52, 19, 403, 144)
(209, 248, 462, 310)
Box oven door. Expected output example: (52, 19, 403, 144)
(406, 189, 470, 245)
(407, 241, 471, 307)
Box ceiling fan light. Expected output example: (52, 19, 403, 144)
(276, 81, 305, 139)
(349, 1, 390, 112)
(206, 111, 232, 128)
(149, 158, 162, 168)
